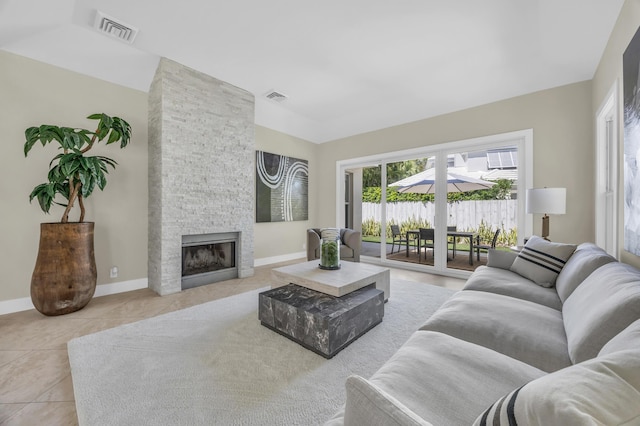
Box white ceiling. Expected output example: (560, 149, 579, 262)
(0, 0, 625, 143)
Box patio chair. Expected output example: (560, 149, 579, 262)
(419, 228, 435, 262)
(390, 224, 408, 254)
(475, 229, 500, 261)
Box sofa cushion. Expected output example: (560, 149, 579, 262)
(555, 243, 616, 303)
(509, 236, 577, 288)
(599, 319, 640, 357)
(420, 291, 571, 372)
(343, 375, 433, 426)
(563, 262, 640, 364)
(463, 265, 562, 310)
(473, 350, 640, 426)
(364, 331, 545, 426)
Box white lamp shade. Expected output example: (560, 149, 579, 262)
(526, 188, 566, 214)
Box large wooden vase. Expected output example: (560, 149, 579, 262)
(31, 222, 97, 316)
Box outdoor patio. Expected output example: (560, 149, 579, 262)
(360, 241, 488, 272)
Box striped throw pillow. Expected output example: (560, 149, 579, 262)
(510, 236, 576, 288)
(473, 386, 524, 426)
(473, 351, 640, 426)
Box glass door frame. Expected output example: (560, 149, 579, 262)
(336, 129, 533, 278)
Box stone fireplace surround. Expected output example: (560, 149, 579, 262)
(148, 58, 255, 296)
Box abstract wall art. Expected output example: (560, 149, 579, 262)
(624, 26, 640, 255)
(256, 150, 309, 222)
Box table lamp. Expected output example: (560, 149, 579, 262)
(526, 188, 566, 240)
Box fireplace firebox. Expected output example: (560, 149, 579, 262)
(181, 232, 239, 290)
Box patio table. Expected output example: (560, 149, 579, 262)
(448, 231, 477, 265)
(405, 229, 477, 265)
(405, 230, 420, 257)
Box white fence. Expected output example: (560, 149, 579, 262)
(362, 200, 518, 231)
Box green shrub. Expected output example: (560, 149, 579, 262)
(362, 218, 381, 237)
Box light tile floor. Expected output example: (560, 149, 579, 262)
(0, 259, 464, 425)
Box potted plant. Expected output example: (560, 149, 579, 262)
(24, 113, 131, 316)
(320, 236, 341, 270)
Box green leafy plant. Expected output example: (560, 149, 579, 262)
(24, 113, 131, 223)
(321, 239, 340, 268)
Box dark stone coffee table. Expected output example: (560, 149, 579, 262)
(259, 283, 384, 358)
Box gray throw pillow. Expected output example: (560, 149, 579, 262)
(486, 249, 518, 270)
(509, 236, 576, 288)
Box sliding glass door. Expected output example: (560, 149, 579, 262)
(385, 157, 433, 265)
(339, 130, 531, 277)
(444, 147, 518, 272)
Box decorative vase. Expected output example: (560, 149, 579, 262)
(319, 235, 341, 270)
(31, 222, 97, 316)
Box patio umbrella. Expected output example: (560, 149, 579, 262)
(389, 168, 496, 194)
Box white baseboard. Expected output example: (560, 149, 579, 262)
(0, 278, 148, 316)
(254, 251, 306, 267)
(93, 278, 148, 297)
(0, 297, 35, 316)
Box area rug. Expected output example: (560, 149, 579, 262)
(68, 280, 456, 426)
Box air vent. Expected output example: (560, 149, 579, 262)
(94, 10, 138, 44)
(264, 90, 288, 103)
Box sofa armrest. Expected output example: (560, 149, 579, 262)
(307, 229, 321, 261)
(344, 375, 433, 426)
(342, 229, 361, 262)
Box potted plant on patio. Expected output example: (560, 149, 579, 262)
(24, 113, 131, 316)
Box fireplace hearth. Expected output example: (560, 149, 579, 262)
(182, 232, 239, 290)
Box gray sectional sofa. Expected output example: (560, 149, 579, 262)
(326, 237, 640, 425)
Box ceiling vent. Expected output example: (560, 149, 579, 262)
(94, 10, 138, 44)
(264, 90, 288, 103)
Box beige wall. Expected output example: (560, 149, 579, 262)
(0, 50, 318, 304)
(0, 51, 318, 304)
(592, 0, 640, 268)
(254, 126, 318, 261)
(316, 81, 594, 245)
(1, 0, 634, 304)
(0, 50, 149, 302)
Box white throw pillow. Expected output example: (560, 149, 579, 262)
(473, 351, 640, 426)
(320, 227, 341, 241)
(509, 236, 576, 288)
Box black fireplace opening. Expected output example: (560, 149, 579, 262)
(182, 241, 235, 277)
(181, 232, 239, 290)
